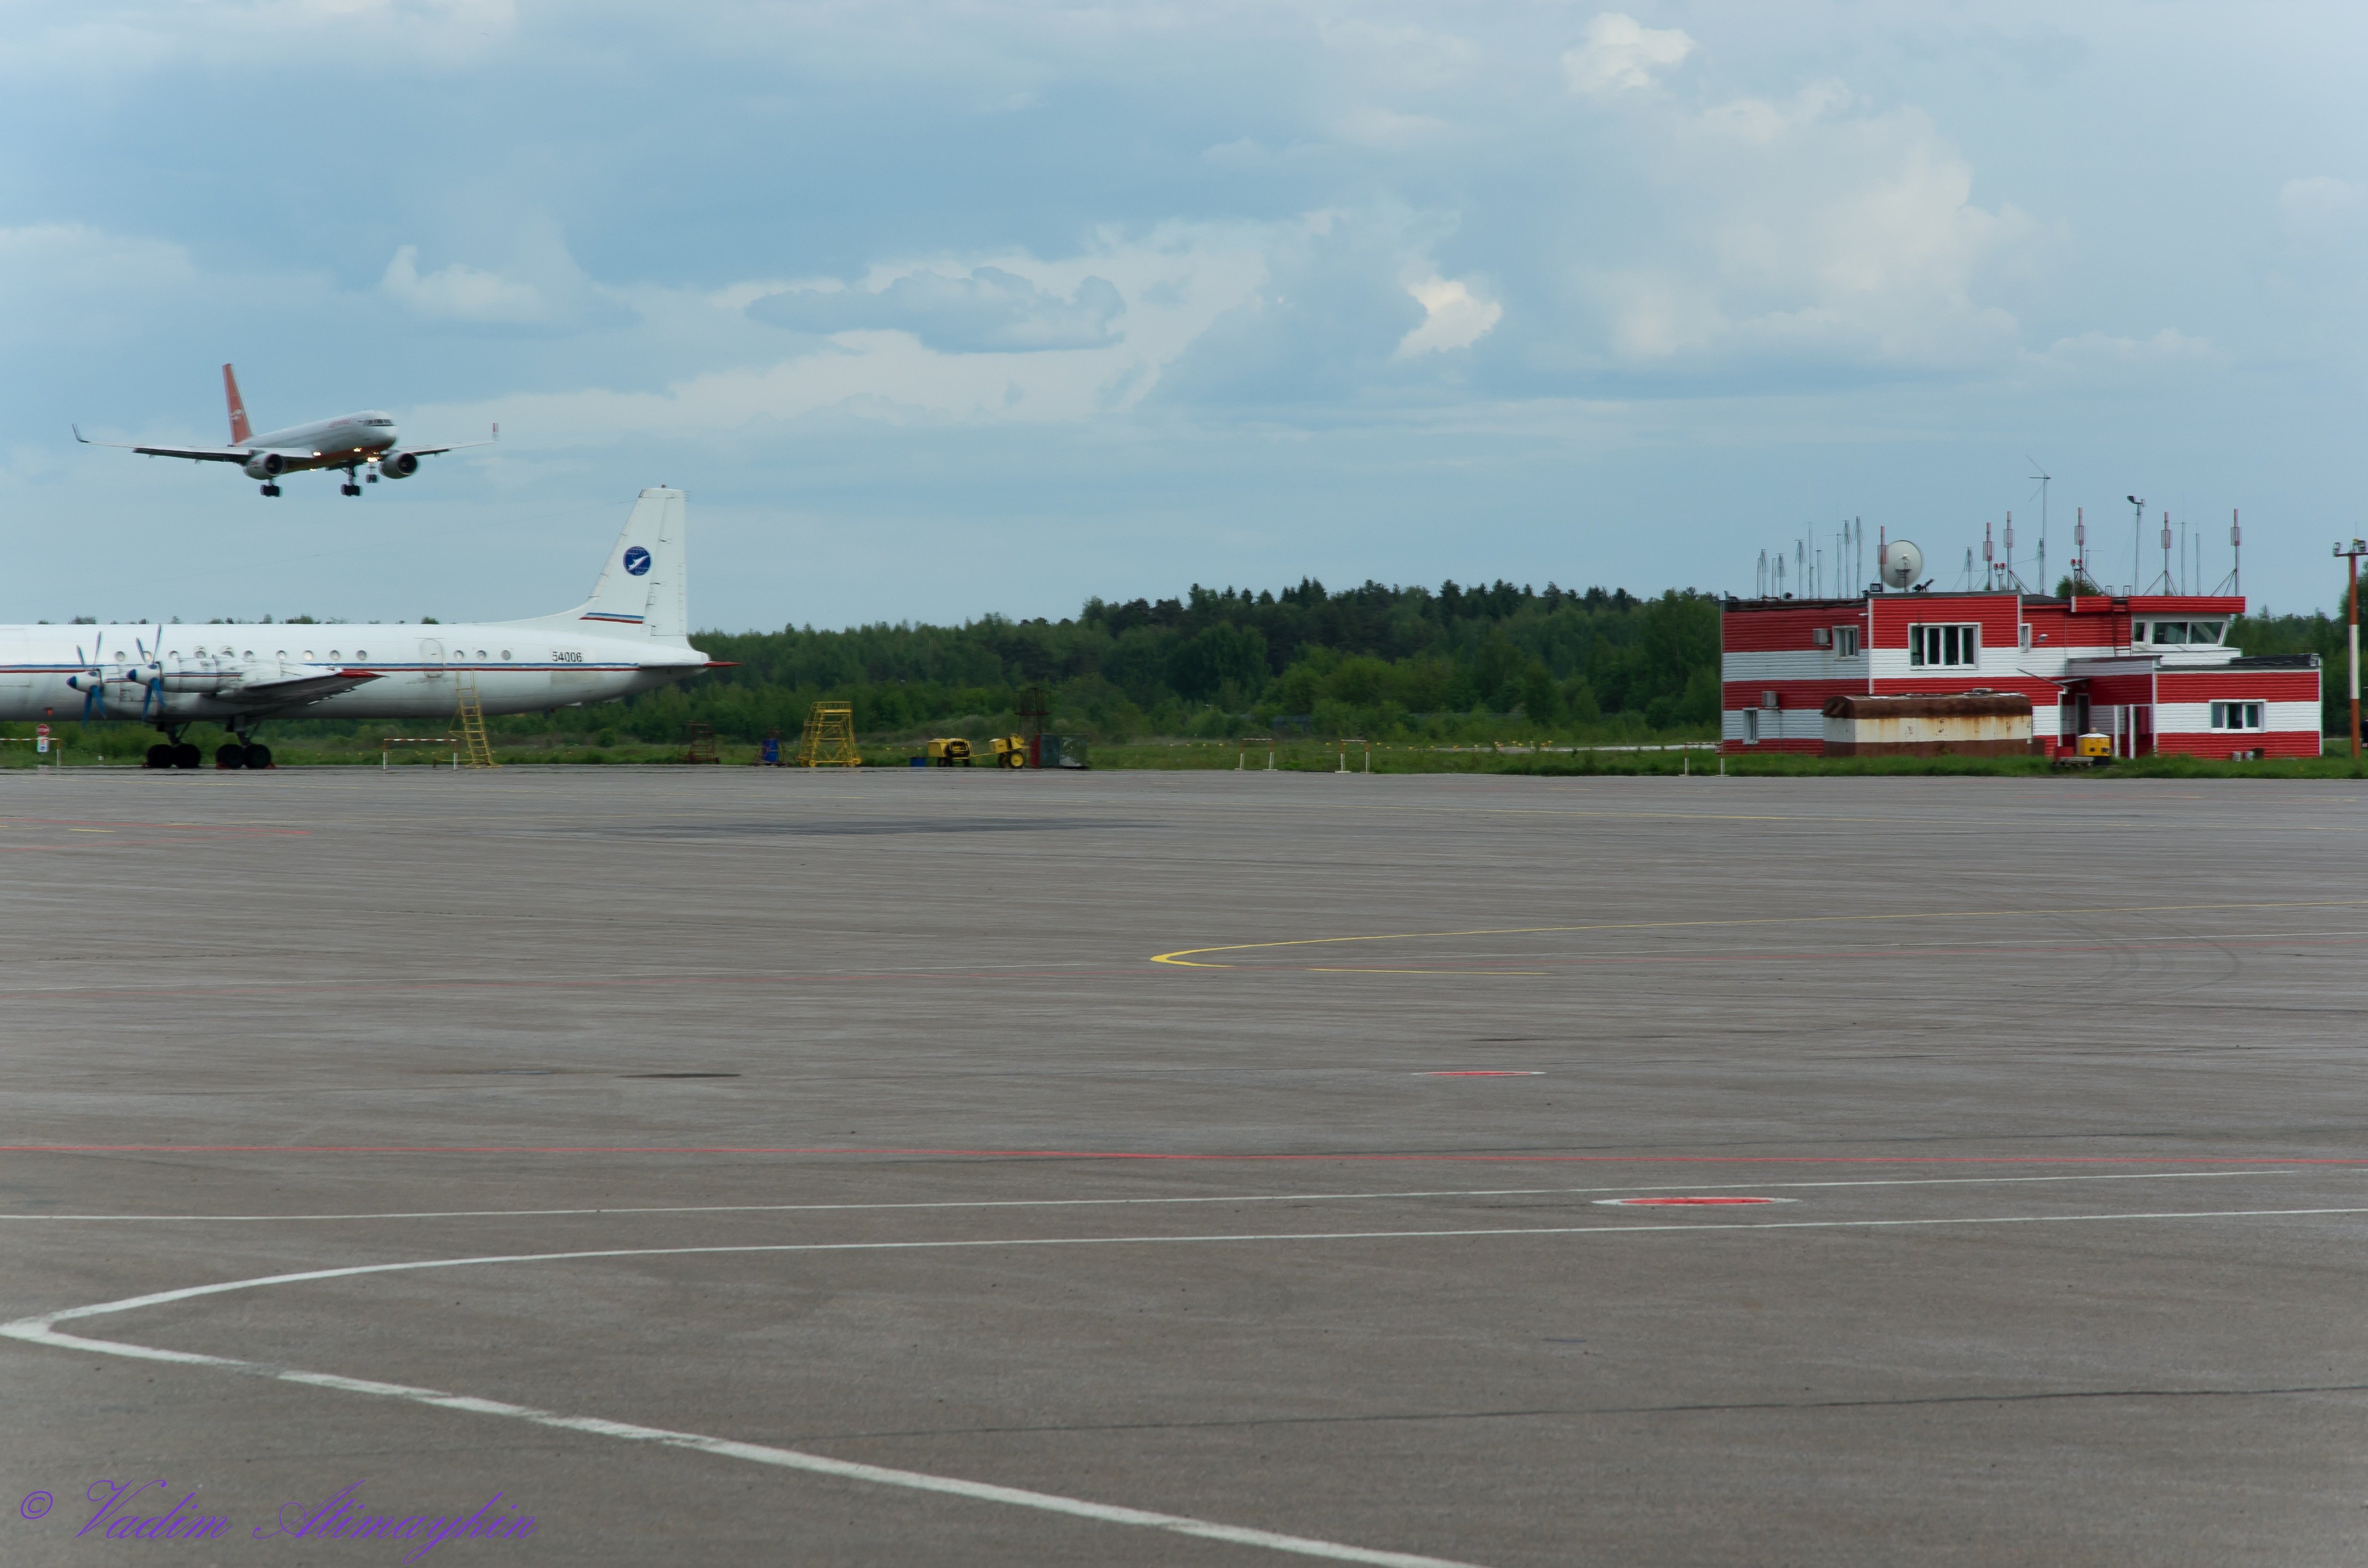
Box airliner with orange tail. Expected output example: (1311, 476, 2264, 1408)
(74, 365, 496, 497)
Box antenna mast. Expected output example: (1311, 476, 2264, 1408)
(2027, 459, 2050, 595)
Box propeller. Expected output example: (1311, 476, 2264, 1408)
(132, 630, 166, 722)
(65, 633, 107, 722)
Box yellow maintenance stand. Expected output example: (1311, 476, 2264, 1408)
(796, 702, 862, 767)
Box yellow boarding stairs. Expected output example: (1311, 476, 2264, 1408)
(454, 671, 499, 769)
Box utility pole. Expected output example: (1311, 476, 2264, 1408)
(2339, 539, 2368, 759)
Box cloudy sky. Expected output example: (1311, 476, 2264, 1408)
(2, 1, 2361, 629)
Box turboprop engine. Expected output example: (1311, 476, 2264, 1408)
(242, 452, 286, 480)
(377, 451, 419, 478)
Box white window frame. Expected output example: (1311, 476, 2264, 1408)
(2209, 701, 2264, 732)
(1742, 708, 1760, 745)
(1835, 626, 1860, 656)
(1907, 623, 1980, 668)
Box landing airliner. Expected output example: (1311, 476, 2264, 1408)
(0, 488, 717, 769)
(74, 365, 495, 497)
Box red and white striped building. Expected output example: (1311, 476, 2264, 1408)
(1722, 591, 2322, 759)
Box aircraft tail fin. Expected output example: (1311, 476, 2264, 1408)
(506, 488, 690, 642)
(223, 364, 252, 446)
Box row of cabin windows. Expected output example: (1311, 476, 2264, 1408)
(160, 648, 514, 663)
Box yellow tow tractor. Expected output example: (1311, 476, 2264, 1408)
(2052, 732, 2116, 770)
(923, 738, 974, 766)
(988, 735, 1029, 770)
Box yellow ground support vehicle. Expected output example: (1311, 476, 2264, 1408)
(924, 738, 974, 766)
(2052, 731, 2116, 770)
(988, 735, 1029, 769)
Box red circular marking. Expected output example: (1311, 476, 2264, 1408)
(1609, 1195, 1779, 1206)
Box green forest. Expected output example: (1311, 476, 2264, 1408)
(544, 579, 1726, 750)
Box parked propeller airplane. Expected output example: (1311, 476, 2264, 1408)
(0, 488, 717, 769)
(74, 365, 495, 497)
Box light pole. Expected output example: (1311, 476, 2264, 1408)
(2127, 495, 2145, 594)
(2339, 539, 2368, 759)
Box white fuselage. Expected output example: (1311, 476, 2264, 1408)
(248, 411, 399, 471)
(0, 622, 705, 725)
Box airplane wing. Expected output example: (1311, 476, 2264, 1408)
(226, 668, 384, 710)
(73, 427, 250, 463)
(401, 423, 500, 458)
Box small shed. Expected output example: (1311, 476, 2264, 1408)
(1821, 693, 2034, 757)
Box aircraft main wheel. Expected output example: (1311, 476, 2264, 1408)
(172, 742, 201, 769)
(216, 743, 246, 770)
(262, 484, 281, 497)
(342, 484, 359, 496)
(145, 743, 172, 770)
(243, 744, 273, 769)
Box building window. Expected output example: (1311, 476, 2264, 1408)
(1835, 626, 1860, 656)
(1743, 709, 1760, 744)
(1908, 623, 1979, 667)
(2211, 701, 2264, 731)
(2142, 621, 2228, 647)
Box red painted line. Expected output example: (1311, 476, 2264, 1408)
(1420, 1071, 1544, 1077)
(0, 1146, 2362, 1166)
(1604, 1195, 1781, 1206)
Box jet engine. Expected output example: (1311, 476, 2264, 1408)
(378, 452, 420, 478)
(242, 452, 286, 480)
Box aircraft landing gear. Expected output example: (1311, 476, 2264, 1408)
(218, 728, 273, 770)
(260, 483, 281, 497)
(145, 742, 173, 769)
(341, 464, 362, 497)
(171, 742, 200, 769)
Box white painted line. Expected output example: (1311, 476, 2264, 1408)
(0, 1168, 2298, 1222)
(0, 1317, 1482, 1566)
(5, 1202, 2358, 1564)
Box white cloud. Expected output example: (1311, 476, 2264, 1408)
(1562, 13, 1695, 98)
(408, 223, 1277, 445)
(750, 266, 1126, 352)
(1395, 277, 1501, 356)
(380, 244, 546, 323)
(1581, 85, 2038, 373)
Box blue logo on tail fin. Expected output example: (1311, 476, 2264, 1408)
(622, 545, 652, 576)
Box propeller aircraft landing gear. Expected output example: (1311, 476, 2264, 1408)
(219, 731, 273, 770)
(149, 726, 201, 770)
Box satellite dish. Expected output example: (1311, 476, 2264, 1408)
(1879, 539, 1924, 590)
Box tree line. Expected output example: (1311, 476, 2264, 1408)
(582, 578, 1726, 747)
